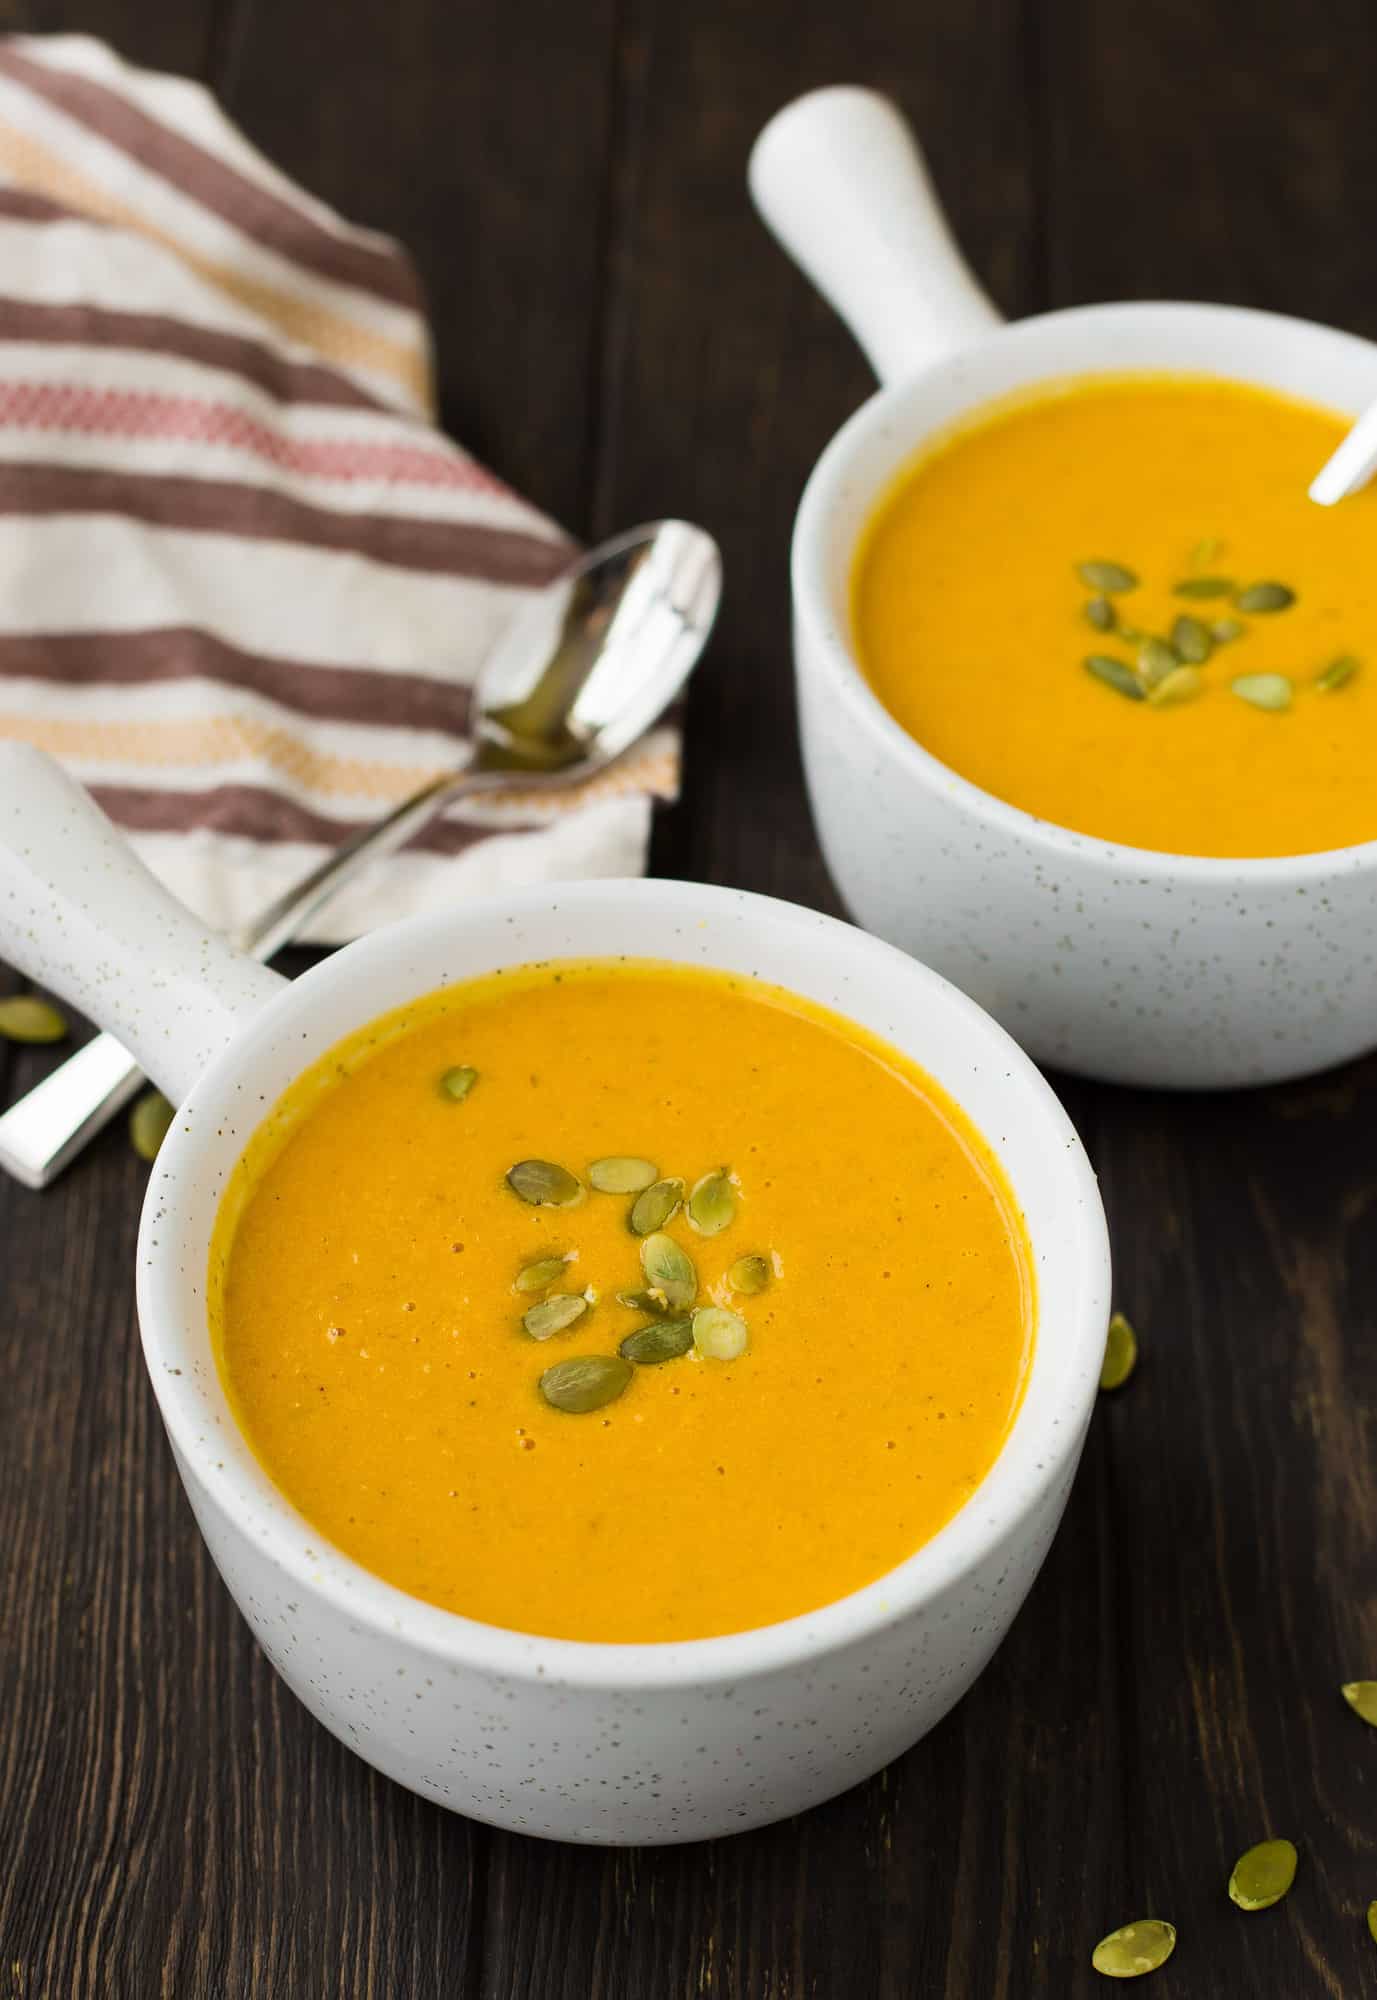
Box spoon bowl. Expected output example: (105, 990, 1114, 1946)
(0, 520, 721, 1186)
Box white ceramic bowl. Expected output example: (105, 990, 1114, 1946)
(752, 89, 1377, 1089)
(0, 745, 1109, 1844)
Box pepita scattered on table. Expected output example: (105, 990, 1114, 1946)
(129, 1089, 175, 1163)
(1100, 1311, 1137, 1391)
(1341, 1680, 1377, 1726)
(1091, 1920, 1176, 1979)
(1228, 1837, 1297, 1912)
(0, 994, 68, 1044)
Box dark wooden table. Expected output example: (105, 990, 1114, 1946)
(4, 2, 1377, 1993)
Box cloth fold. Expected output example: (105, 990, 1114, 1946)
(0, 34, 677, 941)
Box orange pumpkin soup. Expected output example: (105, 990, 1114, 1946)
(211, 960, 1032, 1643)
(852, 374, 1377, 858)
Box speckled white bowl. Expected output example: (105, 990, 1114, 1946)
(754, 89, 1377, 1088)
(0, 746, 1109, 1844)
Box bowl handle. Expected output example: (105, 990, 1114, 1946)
(748, 86, 1002, 386)
(0, 744, 283, 1105)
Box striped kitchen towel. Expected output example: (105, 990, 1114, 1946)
(0, 34, 678, 942)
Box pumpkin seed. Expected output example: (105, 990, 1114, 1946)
(619, 1317, 694, 1364)
(1211, 616, 1246, 643)
(1116, 623, 1145, 644)
(1085, 655, 1145, 702)
(588, 1154, 658, 1194)
(1100, 1311, 1137, 1391)
(688, 1167, 736, 1236)
(640, 1231, 696, 1308)
(1190, 536, 1223, 567)
(515, 1255, 570, 1293)
(1234, 580, 1295, 614)
(1173, 575, 1235, 599)
(1084, 596, 1116, 632)
(1316, 654, 1360, 692)
(507, 1158, 583, 1207)
(629, 1176, 684, 1235)
(1091, 1921, 1176, 1979)
(1341, 1680, 1377, 1726)
(693, 1306, 748, 1360)
(1228, 1838, 1297, 1912)
(727, 1254, 771, 1296)
(1232, 673, 1293, 712)
(1169, 614, 1213, 664)
(1147, 666, 1203, 709)
(617, 1287, 673, 1315)
(522, 1293, 588, 1341)
(538, 1353, 632, 1413)
(129, 1089, 174, 1163)
(0, 994, 67, 1044)
(440, 1064, 478, 1101)
(1137, 636, 1179, 686)
(1368, 1902, 1377, 1945)
(1077, 560, 1138, 593)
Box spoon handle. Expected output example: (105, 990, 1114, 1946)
(0, 762, 484, 1189)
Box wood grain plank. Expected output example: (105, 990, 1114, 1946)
(216, 0, 620, 533)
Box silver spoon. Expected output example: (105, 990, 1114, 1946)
(0, 519, 721, 1188)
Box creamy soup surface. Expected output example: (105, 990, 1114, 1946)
(851, 374, 1377, 858)
(211, 960, 1033, 1643)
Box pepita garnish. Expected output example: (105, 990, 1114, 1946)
(515, 1255, 570, 1293)
(588, 1155, 658, 1194)
(1173, 575, 1235, 600)
(522, 1293, 588, 1341)
(1228, 1838, 1297, 1912)
(1147, 666, 1202, 709)
(619, 1317, 694, 1364)
(1232, 673, 1293, 712)
(440, 1064, 478, 1102)
(129, 1089, 174, 1163)
(1100, 1311, 1137, 1391)
(1341, 1680, 1377, 1726)
(1137, 636, 1179, 687)
(1234, 580, 1295, 614)
(1211, 616, 1246, 643)
(1316, 654, 1360, 692)
(1084, 596, 1116, 632)
(641, 1231, 696, 1308)
(1085, 655, 1145, 702)
(0, 994, 67, 1044)
(538, 1353, 632, 1413)
(1169, 614, 1212, 664)
(1190, 536, 1223, 567)
(1091, 1921, 1176, 1979)
(629, 1176, 685, 1236)
(617, 1287, 673, 1315)
(687, 1168, 736, 1236)
(727, 1254, 771, 1296)
(507, 1158, 583, 1207)
(693, 1306, 748, 1360)
(1078, 560, 1138, 594)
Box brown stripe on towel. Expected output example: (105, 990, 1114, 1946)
(0, 294, 388, 411)
(0, 185, 79, 223)
(0, 463, 573, 582)
(0, 628, 476, 734)
(0, 45, 423, 315)
(93, 779, 511, 858)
